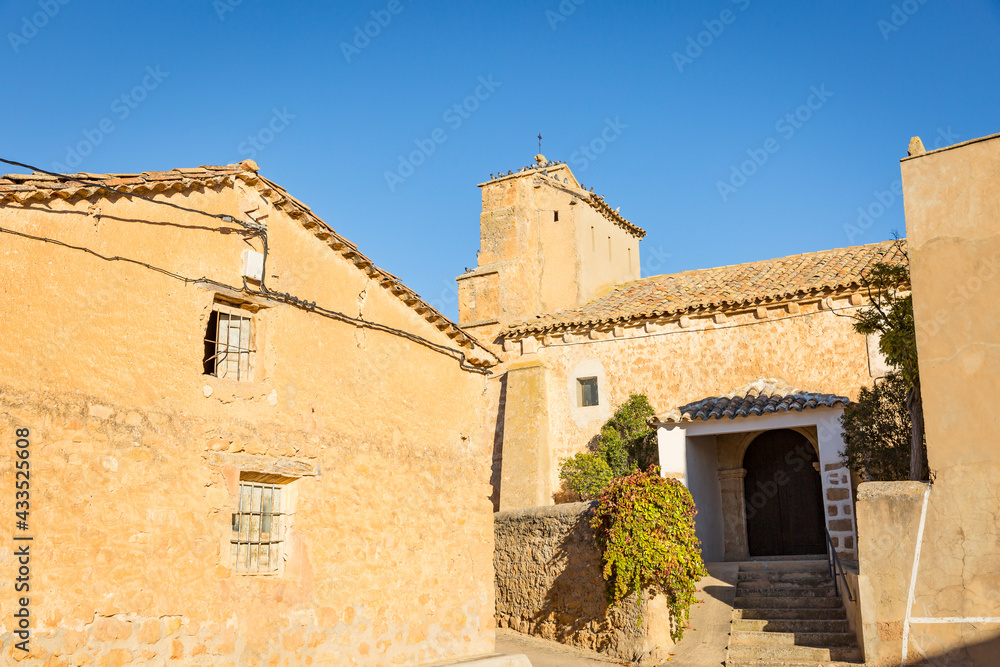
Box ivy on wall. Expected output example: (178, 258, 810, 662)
(559, 394, 658, 500)
(590, 467, 708, 643)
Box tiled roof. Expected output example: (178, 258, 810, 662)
(479, 159, 645, 238)
(0, 161, 497, 367)
(508, 239, 907, 335)
(653, 379, 850, 424)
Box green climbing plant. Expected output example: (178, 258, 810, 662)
(558, 393, 658, 499)
(590, 467, 707, 643)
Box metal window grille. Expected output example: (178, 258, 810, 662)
(231, 480, 285, 574)
(204, 303, 254, 381)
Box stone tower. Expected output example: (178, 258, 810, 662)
(457, 155, 645, 343)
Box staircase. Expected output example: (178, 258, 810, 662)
(725, 558, 864, 666)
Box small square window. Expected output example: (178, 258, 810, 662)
(577, 377, 599, 407)
(204, 300, 255, 381)
(231, 474, 291, 574)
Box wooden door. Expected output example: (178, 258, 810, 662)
(743, 429, 826, 557)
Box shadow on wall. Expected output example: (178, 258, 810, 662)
(490, 373, 508, 511)
(537, 509, 621, 649)
(906, 628, 1000, 666)
(494, 502, 665, 664)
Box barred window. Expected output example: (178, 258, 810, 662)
(204, 301, 254, 381)
(231, 475, 289, 574)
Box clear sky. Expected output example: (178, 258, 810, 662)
(4, 1, 999, 319)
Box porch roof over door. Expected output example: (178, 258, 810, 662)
(651, 378, 851, 426)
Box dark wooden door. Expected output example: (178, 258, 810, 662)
(743, 429, 825, 557)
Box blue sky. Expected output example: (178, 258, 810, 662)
(4, 0, 999, 319)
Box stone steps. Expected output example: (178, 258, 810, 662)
(737, 571, 835, 584)
(732, 608, 846, 621)
(726, 661, 864, 667)
(727, 643, 864, 663)
(726, 561, 863, 666)
(732, 619, 851, 634)
(739, 559, 829, 573)
(733, 596, 843, 609)
(736, 585, 838, 598)
(730, 630, 859, 648)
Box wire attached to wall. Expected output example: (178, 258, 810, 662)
(0, 157, 493, 374)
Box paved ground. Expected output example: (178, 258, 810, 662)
(494, 562, 737, 666)
(661, 561, 737, 666)
(495, 629, 625, 666)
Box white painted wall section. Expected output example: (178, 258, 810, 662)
(686, 435, 724, 562)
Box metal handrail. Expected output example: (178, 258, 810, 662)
(824, 528, 855, 602)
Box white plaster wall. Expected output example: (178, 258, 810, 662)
(565, 358, 611, 430)
(686, 435, 725, 562)
(657, 425, 687, 478)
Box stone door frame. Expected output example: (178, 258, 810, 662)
(656, 407, 857, 561)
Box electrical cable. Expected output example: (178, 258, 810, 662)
(0, 157, 264, 232)
(0, 157, 493, 373)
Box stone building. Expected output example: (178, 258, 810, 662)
(0, 161, 500, 665)
(461, 155, 906, 562)
(854, 132, 1000, 665)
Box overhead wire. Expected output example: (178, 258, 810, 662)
(0, 157, 493, 374)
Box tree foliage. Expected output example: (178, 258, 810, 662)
(842, 372, 927, 481)
(847, 239, 928, 481)
(559, 452, 613, 501)
(558, 394, 658, 499)
(590, 468, 707, 642)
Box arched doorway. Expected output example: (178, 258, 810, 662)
(743, 429, 825, 557)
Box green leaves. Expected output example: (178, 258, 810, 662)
(559, 452, 614, 501)
(590, 468, 708, 643)
(853, 244, 919, 385)
(848, 239, 928, 481)
(841, 372, 928, 481)
(559, 394, 658, 499)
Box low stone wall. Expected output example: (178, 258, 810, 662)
(493, 502, 673, 664)
(855, 481, 927, 666)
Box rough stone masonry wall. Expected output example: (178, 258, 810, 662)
(494, 502, 673, 665)
(0, 183, 496, 666)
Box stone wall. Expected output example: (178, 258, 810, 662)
(494, 502, 673, 664)
(0, 174, 497, 666)
(854, 131, 1000, 665)
(495, 297, 876, 506)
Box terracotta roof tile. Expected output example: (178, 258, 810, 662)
(0, 162, 498, 368)
(654, 378, 850, 424)
(508, 240, 907, 335)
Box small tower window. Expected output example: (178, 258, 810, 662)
(554, 210, 559, 222)
(577, 377, 599, 407)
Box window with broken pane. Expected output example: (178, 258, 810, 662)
(231, 480, 285, 574)
(204, 301, 254, 381)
